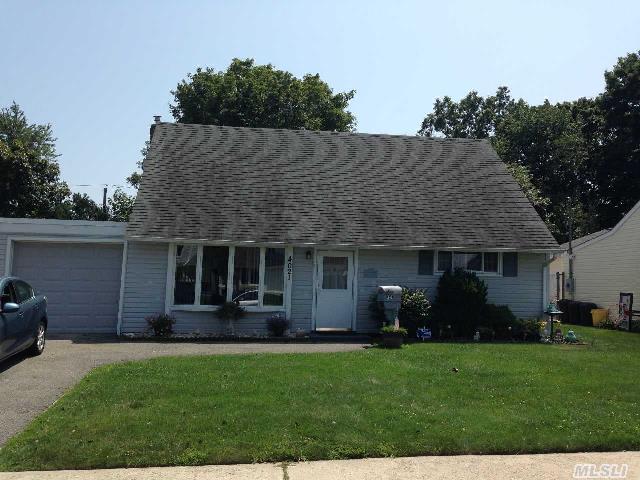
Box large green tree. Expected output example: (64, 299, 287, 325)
(170, 58, 356, 131)
(493, 100, 597, 240)
(598, 51, 640, 226)
(0, 103, 70, 218)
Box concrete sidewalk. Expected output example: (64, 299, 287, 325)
(1, 452, 638, 480)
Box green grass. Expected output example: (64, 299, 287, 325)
(1, 326, 639, 471)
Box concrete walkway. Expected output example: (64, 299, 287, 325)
(0, 452, 638, 479)
(0, 335, 367, 445)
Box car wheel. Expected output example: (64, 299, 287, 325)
(28, 322, 46, 356)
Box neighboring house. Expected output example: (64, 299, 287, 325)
(0, 122, 559, 335)
(548, 200, 640, 313)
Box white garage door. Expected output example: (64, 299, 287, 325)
(12, 242, 123, 333)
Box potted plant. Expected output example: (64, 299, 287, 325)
(266, 313, 289, 337)
(380, 324, 408, 348)
(215, 301, 246, 335)
(145, 313, 176, 337)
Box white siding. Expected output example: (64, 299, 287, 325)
(548, 254, 568, 302)
(570, 206, 640, 311)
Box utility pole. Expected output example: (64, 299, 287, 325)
(567, 205, 574, 299)
(102, 187, 108, 215)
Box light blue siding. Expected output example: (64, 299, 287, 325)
(170, 310, 283, 335)
(120, 242, 544, 335)
(120, 241, 285, 335)
(290, 247, 313, 332)
(0, 234, 7, 276)
(120, 242, 168, 333)
(357, 250, 545, 332)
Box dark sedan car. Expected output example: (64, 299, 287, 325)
(0, 277, 47, 362)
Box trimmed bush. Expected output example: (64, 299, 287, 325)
(266, 314, 289, 337)
(398, 288, 431, 337)
(482, 304, 517, 340)
(432, 268, 488, 338)
(146, 313, 176, 337)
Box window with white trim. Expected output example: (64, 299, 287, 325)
(436, 251, 501, 274)
(173, 245, 285, 308)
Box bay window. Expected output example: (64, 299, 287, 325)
(172, 244, 286, 309)
(436, 251, 502, 274)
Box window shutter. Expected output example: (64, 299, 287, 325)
(503, 252, 518, 277)
(418, 250, 434, 275)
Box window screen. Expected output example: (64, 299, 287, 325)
(174, 244, 197, 304)
(200, 246, 228, 305)
(233, 247, 260, 305)
(264, 248, 285, 306)
(322, 256, 348, 289)
(483, 252, 499, 273)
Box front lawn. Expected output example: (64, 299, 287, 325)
(1, 326, 639, 471)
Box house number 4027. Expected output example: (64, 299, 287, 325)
(287, 255, 293, 280)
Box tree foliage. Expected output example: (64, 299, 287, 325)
(55, 193, 108, 221)
(171, 58, 356, 131)
(599, 51, 640, 224)
(0, 103, 70, 218)
(418, 51, 640, 241)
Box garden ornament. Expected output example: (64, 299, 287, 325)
(473, 330, 480, 342)
(565, 330, 578, 343)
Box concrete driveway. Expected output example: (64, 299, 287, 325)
(0, 335, 367, 445)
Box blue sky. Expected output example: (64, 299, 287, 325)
(3, 0, 639, 201)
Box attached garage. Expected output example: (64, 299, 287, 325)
(1, 218, 126, 334)
(12, 242, 123, 333)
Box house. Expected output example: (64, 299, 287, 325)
(548, 200, 640, 313)
(0, 122, 559, 335)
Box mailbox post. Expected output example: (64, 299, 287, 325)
(377, 286, 403, 327)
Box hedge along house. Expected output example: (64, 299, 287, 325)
(117, 121, 559, 336)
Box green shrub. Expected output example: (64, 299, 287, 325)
(369, 288, 432, 336)
(215, 301, 246, 322)
(380, 325, 408, 336)
(215, 301, 246, 335)
(266, 313, 289, 337)
(519, 318, 542, 342)
(145, 313, 176, 337)
(432, 268, 488, 338)
(482, 304, 517, 340)
(599, 315, 617, 330)
(398, 288, 431, 336)
(477, 326, 495, 342)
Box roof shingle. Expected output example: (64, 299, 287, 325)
(127, 123, 559, 250)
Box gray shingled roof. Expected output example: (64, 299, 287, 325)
(127, 123, 559, 250)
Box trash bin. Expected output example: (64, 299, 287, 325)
(591, 308, 608, 326)
(579, 302, 598, 326)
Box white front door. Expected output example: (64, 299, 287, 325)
(315, 251, 354, 330)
